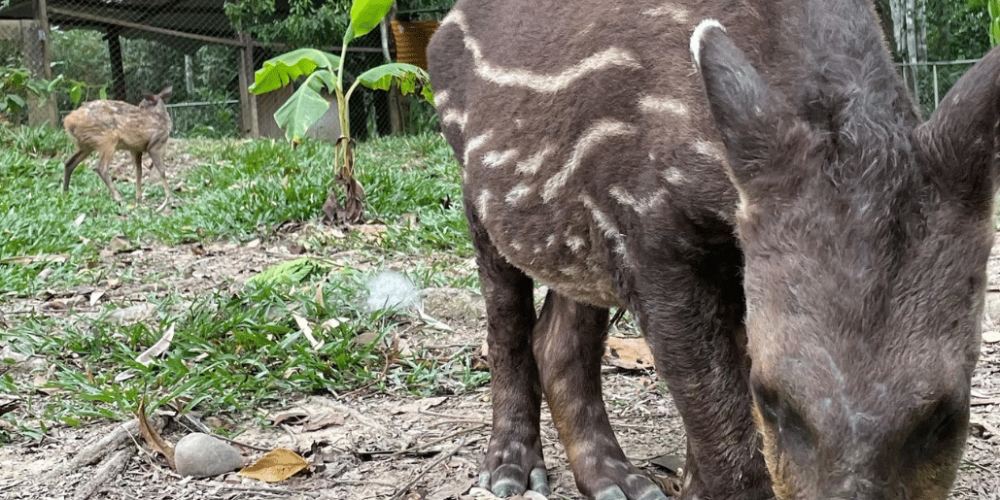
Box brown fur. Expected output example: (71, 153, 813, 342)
(429, 0, 1000, 499)
(63, 87, 173, 209)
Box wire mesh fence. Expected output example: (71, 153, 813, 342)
(897, 59, 980, 117)
(3, 1, 984, 136)
(0, 1, 450, 140)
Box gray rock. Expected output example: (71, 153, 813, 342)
(174, 432, 243, 478)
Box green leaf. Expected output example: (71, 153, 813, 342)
(346, 0, 394, 42)
(272, 72, 334, 142)
(69, 83, 83, 106)
(46, 74, 64, 93)
(8, 94, 25, 108)
(99, 86, 107, 100)
(356, 63, 434, 103)
(250, 48, 341, 95)
(992, 18, 1000, 46)
(247, 257, 332, 287)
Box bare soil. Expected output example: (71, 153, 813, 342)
(0, 152, 997, 499)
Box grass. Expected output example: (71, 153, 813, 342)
(0, 125, 484, 441)
(0, 127, 471, 295)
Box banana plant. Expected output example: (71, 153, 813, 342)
(249, 0, 433, 224)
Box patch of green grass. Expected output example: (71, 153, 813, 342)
(0, 126, 469, 296)
(0, 125, 486, 439)
(2, 270, 488, 435)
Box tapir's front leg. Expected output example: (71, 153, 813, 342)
(468, 206, 549, 497)
(534, 291, 669, 500)
(636, 254, 773, 500)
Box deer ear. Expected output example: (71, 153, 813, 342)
(159, 86, 173, 100)
(917, 48, 1000, 206)
(691, 20, 789, 190)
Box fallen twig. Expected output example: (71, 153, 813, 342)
(390, 424, 487, 458)
(389, 437, 478, 500)
(47, 418, 147, 480)
(72, 446, 135, 500)
(418, 409, 489, 424)
(205, 482, 320, 498)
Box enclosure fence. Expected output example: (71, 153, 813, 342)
(897, 59, 981, 116)
(0, 1, 986, 137)
(0, 1, 450, 140)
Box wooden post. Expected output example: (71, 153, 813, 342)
(237, 32, 259, 138)
(105, 27, 127, 101)
(27, 0, 57, 126)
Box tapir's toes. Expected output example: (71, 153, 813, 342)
(585, 468, 671, 500)
(478, 465, 550, 497)
(478, 437, 550, 497)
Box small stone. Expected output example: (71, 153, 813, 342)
(174, 432, 243, 478)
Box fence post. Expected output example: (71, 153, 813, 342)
(932, 63, 939, 108)
(27, 0, 57, 126)
(105, 27, 127, 101)
(237, 32, 260, 138)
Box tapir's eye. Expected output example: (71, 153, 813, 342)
(752, 381, 815, 456)
(903, 397, 967, 458)
(752, 382, 781, 426)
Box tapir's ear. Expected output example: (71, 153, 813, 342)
(917, 47, 1000, 205)
(691, 20, 790, 190)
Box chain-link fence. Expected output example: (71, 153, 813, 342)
(0, 1, 450, 140)
(898, 59, 980, 117)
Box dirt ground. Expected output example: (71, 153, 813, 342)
(0, 154, 998, 499)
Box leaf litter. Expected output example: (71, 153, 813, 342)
(0, 222, 998, 500)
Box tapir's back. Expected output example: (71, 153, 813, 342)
(429, 0, 757, 307)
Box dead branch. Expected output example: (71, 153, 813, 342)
(390, 424, 487, 458)
(72, 447, 134, 500)
(46, 418, 144, 480)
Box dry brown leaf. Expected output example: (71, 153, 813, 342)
(302, 410, 347, 432)
(293, 314, 323, 350)
(314, 283, 325, 309)
(603, 337, 654, 370)
(109, 236, 134, 254)
(136, 324, 175, 366)
(393, 396, 448, 415)
(238, 448, 308, 482)
(89, 290, 105, 307)
(138, 399, 175, 469)
(269, 409, 309, 427)
(0, 253, 71, 265)
(320, 317, 341, 331)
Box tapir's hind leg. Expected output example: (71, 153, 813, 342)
(467, 206, 549, 497)
(534, 291, 669, 500)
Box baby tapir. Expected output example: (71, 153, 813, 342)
(428, 0, 1000, 499)
(63, 87, 173, 210)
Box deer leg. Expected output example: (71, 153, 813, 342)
(148, 148, 171, 210)
(63, 149, 90, 193)
(94, 149, 123, 204)
(133, 151, 143, 203)
(533, 291, 669, 500)
(467, 206, 548, 497)
(637, 254, 772, 500)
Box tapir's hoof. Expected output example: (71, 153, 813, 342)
(478, 437, 550, 497)
(579, 462, 671, 500)
(478, 466, 550, 497)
